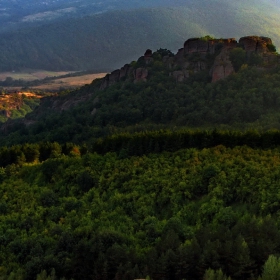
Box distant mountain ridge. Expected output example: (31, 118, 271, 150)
(0, 0, 280, 71)
(0, 0, 186, 33)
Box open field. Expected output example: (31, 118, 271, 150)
(33, 73, 107, 90)
(0, 70, 107, 91)
(0, 70, 73, 81)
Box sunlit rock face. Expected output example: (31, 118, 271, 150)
(239, 36, 272, 53)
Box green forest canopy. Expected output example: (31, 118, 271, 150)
(1, 138, 280, 279)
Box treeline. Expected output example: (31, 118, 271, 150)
(2, 129, 280, 168)
(0, 142, 85, 168)
(92, 129, 280, 156)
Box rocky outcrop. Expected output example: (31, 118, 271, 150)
(120, 64, 133, 79)
(184, 38, 213, 54)
(144, 49, 153, 64)
(99, 63, 147, 89)
(239, 36, 272, 53)
(211, 48, 235, 82)
(98, 36, 277, 87)
(134, 68, 148, 83)
(99, 51, 153, 90)
(184, 38, 237, 54)
(100, 69, 121, 90)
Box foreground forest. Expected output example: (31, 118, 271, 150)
(1, 137, 280, 279)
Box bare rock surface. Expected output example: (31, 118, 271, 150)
(239, 36, 272, 53)
(134, 68, 148, 83)
(211, 48, 235, 82)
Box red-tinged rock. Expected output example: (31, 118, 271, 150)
(211, 49, 235, 82)
(134, 68, 148, 82)
(108, 70, 120, 84)
(239, 36, 273, 53)
(120, 64, 133, 79)
(100, 69, 121, 90)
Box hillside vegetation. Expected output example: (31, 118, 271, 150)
(0, 92, 41, 123)
(1, 35, 280, 146)
(2, 33, 280, 279)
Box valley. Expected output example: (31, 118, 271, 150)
(0, 70, 106, 123)
(0, 70, 72, 83)
(0, 70, 107, 91)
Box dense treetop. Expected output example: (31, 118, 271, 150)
(1, 141, 280, 279)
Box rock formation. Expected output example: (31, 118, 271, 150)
(133, 68, 148, 83)
(120, 64, 133, 79)
(100, 69, 121, 90)
(211, 48, 235, 82)
(184, 38, 237, 55)
(239, 36, 272, 53)
(98, 36, 277, 88)
(99, 50, 150, 90)
(144, 49, 153, 64)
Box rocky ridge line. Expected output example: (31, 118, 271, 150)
(99, 36, 279, 88)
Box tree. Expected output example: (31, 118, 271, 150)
(260, 255, 280, 280)
(203, 268, 231, 280)
(229, 48, 246, 71)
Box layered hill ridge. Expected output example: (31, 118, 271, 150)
(1, 0, 280, 71)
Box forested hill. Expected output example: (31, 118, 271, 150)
(1, 35, 280, 146)
(1, 0, 280, 71)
